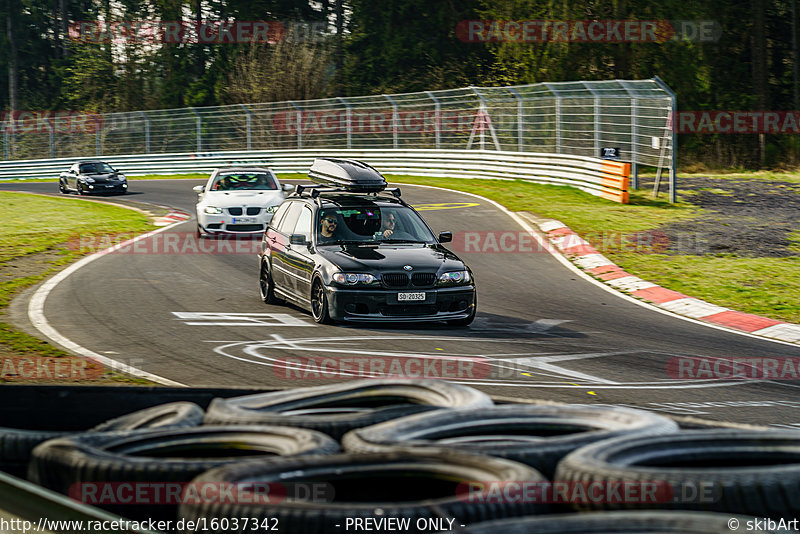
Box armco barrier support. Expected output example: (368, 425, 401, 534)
(0, 149, 632, 204)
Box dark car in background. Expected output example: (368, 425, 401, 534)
(59, 161, 128, 195)
(258, 158, 476, 325)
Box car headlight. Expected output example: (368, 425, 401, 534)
(84, 177, 95, 183)
(333, 272, 377, 285)
(437, 270, 471, 285)
(204, 206, 223, 214)
(118, 175, 126, 181)
(266, 205, 279, 213)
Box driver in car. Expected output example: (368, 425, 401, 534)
(378, 212, 396, 238)
(318, 211, 341, 243)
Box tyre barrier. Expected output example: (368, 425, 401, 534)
(28, 425, 339, 521)
(554, 430, 800, 518)
(204, 379, 494, 439)
(449, 511, 777, 533)
(178, 450, 548, 534)
(342, 404, 679, 478)
(0, 401, 203, 478)
(5, 380, 799, 532)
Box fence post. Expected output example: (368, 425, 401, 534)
(239, 104, 253, 151)
(653, 75, 677, 203)
(384, 95, 399, 149)
(337, 97, 352, 149)
(631, 97, 639, 189)
(95, 117, 101, 156)
(138, 111, 150, 154)
(189, 107, 202, 152)
(425, 91, 441, 150)
(555, 96, 562, 154)
(509, 88, 524, 152)
(289, 101, 302, 150)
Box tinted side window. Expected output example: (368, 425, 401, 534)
(293, 206, 313, 240)
(270, 202, 291, 230)
(277, 202, 303, 234)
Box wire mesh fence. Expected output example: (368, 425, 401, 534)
(0, 78, 675, 185)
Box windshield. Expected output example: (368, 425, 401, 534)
(211, 173, 278, 191)
(316, 205, 436, 245)
(79, 162, 114, 174)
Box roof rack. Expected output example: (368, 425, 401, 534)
(291, 183, 407, 207)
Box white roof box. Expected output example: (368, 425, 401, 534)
(307, 158, 387, 193)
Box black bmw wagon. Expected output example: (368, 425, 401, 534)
(257, 158, 476, 325)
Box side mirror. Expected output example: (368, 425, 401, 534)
(282, 183, 294, 192)
(290, 234, 308, 246)
(438, 231, 453, 243)
(193, 185, 204, 193)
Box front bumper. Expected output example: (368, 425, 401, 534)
(326, 285, 476, 322)
(198, 213, 273, 235)
(85, 182, 127, 193)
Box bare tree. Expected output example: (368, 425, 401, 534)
(223, 36, 334, 104)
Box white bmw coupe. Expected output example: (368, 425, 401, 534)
(193, 168, 293, 237)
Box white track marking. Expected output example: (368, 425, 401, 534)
(28, 220, 187, 386)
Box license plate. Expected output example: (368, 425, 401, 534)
(398, 292, 425, 302)
(232, 217, 257, 223)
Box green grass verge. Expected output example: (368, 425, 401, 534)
(374, 174, 800, 324)
(1, 192, 155, 383)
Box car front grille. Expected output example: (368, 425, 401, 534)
(225, 224, 263, 232)
(382, 273, 409, 288)
(379, 304, 438, 317)
(411, 273, 436, 287)
(246, 207, 261, 215)
(228, 207, 243, 215)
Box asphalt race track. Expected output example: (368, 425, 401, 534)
(5, 179, 800, 428)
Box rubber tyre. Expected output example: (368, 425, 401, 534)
(343, 404, 678, 478)
(76, 183, 84, 195)
(90, 402, 204, 432)
(259, 260, 281, 304)
(58, 180, 67, 194)
(179, 450, 548, 533)
(204, 379, 494, 440)
(454, 511, 766, 533)
(554, 429, 800, 517)
(0, 402, 204, 479)
(29, 425, 339, 521)
(311, 278, 332, 324)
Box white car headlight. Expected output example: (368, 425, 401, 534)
(118, 175, 126, 181)
(266, 205, 279, 213)
(84, 177, 95, 183)
(204, 206, 223, 214)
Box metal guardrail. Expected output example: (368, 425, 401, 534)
(0, 79, 675, 201)
(0, 149, 632, 203)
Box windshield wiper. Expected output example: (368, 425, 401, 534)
(381, 239, 421, 244)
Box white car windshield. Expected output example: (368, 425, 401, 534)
(212, 173, 277, 191)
